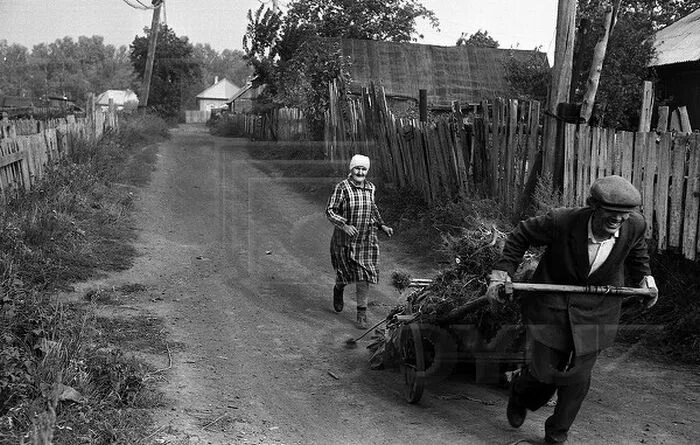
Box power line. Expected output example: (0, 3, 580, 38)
(121, 0, 150, 10)
(135, 0, 156, 9)
(121, 0, 161, 10)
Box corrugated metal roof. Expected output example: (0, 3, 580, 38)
(650, 8, 700, 66)
(196, 78, 241, 100)
(340, 39, 547, 107)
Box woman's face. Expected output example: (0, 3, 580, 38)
(351, 166, 368, 183)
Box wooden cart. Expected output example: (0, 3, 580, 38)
(394, 281, 654, 404)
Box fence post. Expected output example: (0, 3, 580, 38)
(657, 106, 669, 132)
(419, 89, 427, 123)
(638, 81, 654, 132)
(451, 100, 470, 196)
(543, 0, 577, 182)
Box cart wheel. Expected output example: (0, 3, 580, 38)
(399, 323, 425, 404)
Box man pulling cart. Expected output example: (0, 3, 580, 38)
(487, 175, 659, 444)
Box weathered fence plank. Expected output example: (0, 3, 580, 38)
(656, 133, 672, 250)
(619, 131, 634, 183)
(668, 135, 687, 249)
(683, 135, 700, 260)
(642, 133, 657, 239)
(657, 106, 669, 132)
(563, 123, 576, 205)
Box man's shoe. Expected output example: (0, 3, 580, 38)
(506, 393, 527, 428)
(544, 434, 567, 444)
(356, 308, 368, 329)
(333, 285, 344, 312)
(544, 430, 568, 444)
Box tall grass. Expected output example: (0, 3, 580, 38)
(0, 112, 168, 444)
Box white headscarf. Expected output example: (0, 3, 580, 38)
(349, 154, 370, 171)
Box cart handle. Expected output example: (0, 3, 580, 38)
(439, 282, 652, 323)
(505, 282, 655, 297)
(408, 278, 655, 297)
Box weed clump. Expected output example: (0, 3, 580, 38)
(0, 112, 168, 442)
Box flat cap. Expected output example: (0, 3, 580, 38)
(589, 175, 641, 212)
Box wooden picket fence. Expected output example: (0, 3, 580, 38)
(563, 125, 700, 260)
(216, 108, 308, 141)
(0, 97, 118, 201)
(325, 81, 543, 210)
(326, 81, 468, 203)
(276, 107, 308, 141)
(324, 81, 700, 261)
(184, 110, 210, 124)
(476, 98, 542, 213)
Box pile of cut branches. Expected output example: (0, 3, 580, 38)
(368, 222, 539, 370)
(398, 223, 537, 335)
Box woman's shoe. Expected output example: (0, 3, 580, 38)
(356, 307, 368, 329)
(333, 285, 344, 312)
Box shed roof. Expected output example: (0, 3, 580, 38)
(339, 39, 547, 108)
(96, 89, 139, 106)
(0, 95, 33, 109)
(196, 78, 241, 100)
(650, 8, 700, 66)
(227, 81, 266, 103)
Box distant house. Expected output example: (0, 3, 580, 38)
(650, 8, 700, 130)
(227, 80, 265, 113)
(96, 89, 139, 111)
(45, 96, 83, 113)
(196, 77, 240, 111)
(0, 95, 33, 117)
(338, 39, 548, 111)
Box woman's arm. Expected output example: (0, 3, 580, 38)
(326, 183, 348, 228)
(370, 185, 385, 227)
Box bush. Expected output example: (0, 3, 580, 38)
(209, 113, 246, 137)
(620, 252, 700, 364)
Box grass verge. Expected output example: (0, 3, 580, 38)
(0, 112, 169, 444)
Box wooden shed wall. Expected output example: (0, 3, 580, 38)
(340, 39, 544, 108)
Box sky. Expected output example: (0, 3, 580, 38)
(0, 0, 557, 56)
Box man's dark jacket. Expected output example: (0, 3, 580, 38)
(494, 207, 651, 355)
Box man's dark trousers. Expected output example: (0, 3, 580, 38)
(512, 341, 598, 442)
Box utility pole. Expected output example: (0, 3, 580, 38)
(542, 0, 577, 183)
(141, 0, 164, 108)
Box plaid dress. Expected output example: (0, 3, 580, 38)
(326, 178, 386, 284)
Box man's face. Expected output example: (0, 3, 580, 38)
(592, 208, 631, 237)
(351, 166, 367, 183)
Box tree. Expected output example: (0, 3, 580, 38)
(504, 48, 550, 103)
(275, 37, 351, 138)
(579, 0, 700, 29)
(193, 44, 252, 90)
(130, 25, 202, 117)
(571, 0, 670, 128)
(503, 1, 700, 130)
(284, 0, 439, 42)
(0, 37, 136, 106)
(242, 5, 283, 91)
(456, 30, 499, 48)
(0, 41, 30, 97)
(243, 0, 438, 139)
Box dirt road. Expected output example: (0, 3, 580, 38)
(79, 125, 699, 444)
